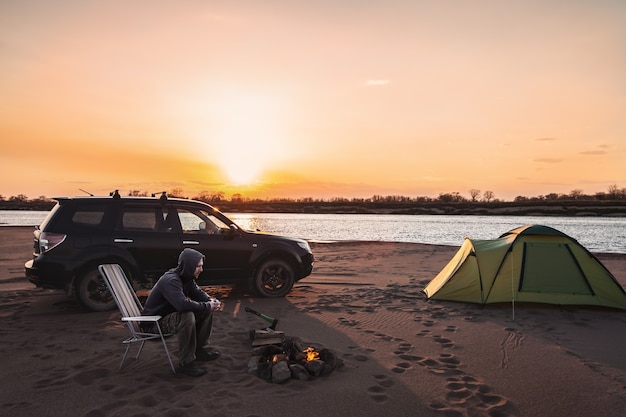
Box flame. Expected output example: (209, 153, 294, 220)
(304, 347, 320, 362)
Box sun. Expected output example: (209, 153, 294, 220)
(181, 88, 294, 186)
(211, 92, 290, 185)
(220, 152, 263, 185)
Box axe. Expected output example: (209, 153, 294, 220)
(244, 307, 278, 330)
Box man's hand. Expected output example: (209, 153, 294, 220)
(208, 298, 223, 311)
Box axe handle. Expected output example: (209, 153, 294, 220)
(244, 306, 261, 316)
(244, 307, 278, 330)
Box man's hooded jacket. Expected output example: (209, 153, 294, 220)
(142, 248, 212, 317)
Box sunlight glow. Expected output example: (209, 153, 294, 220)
(207, 92, 290, 185)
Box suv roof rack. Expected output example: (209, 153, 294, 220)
(151, 191, 168, 201)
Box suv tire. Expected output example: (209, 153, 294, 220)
(253, 258, 295, 298)
(76, 265, 117, 312)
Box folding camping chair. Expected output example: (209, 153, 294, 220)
(98, 264, 176, 373)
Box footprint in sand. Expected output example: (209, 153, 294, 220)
(393, 341, 413, 355)
(338, 317, 359, 326)
(343, 350, 370, 362)
(366, 374, 395, 403)
(417, 353, 463, 376)
(33, 368, 72, 389)
(390, 362, 411, 374)
(73, 368, 111, 386)
(423, 361, 513, 416)
(433, 336, 455, 349)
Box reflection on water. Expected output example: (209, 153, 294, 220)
(228, 213, 626, 254)
(2, 210, 624, 253)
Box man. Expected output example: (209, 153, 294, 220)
(142, 248, 222, 377)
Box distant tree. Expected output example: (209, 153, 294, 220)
(415, 196, 432, 203)
(231, 193, 243, 202)
(469, 189, 481, 202)
(169, 188, 186, 198)
(482, 190, 494, 202)
(608, 184, 620, 199)
(194, 191, 212, 203)
(438, 192, 465, 203)
(569, 189, 583, 200)
(514, 195, 528, 203)
(128, 190, 148, 196)
(9, 194, 28, 202)
(32, 195, 51, 203)
(211, 191, 225, 202)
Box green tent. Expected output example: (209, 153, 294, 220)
(423, 225, 626, 310)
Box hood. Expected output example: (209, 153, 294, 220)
(174, 248, 205, 281)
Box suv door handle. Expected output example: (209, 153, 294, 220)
(183, 240, 199, 245)
(114, 238, 134, 243)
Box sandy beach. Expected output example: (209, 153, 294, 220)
(1, 226, 625, 417)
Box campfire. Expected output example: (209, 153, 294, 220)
(248, 336, 342, 383)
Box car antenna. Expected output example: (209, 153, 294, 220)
(79, 188, 94, 196)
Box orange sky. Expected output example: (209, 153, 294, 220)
(1, 1, 625, 201)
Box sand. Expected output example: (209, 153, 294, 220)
(1, 226, 625, 417)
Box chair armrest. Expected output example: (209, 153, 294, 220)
(122, 315, 162, 322)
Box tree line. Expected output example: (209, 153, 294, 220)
(1, 184, 625, 211)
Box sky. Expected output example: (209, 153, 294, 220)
(1, 0, 625, 201)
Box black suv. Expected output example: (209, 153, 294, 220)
(25, 192, 314, 311)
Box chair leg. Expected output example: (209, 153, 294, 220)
(135, 340, 146, 360)
(156, 324, 176, 374)
(119, 334, 176, 374)
(120, 343, 133, 370)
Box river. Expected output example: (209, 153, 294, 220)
(1, 210, 624, 253)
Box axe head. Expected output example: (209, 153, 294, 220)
(269, 318, 278, 330)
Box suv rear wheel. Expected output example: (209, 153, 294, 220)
(253, 258, 295, 298)
(76, 266, 117, 312)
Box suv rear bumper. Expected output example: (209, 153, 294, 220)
(25, 259, 72, 290)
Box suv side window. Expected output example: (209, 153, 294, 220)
(72, 204, 107, 227)
(177, 208, 229, 234)
(119, 206, 166, 231)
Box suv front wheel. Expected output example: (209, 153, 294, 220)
(253, 258, 295, 298)
(76, 266, 117, 312)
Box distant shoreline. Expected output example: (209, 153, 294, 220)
(2, 200, 626, 217)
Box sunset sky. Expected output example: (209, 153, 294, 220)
(1, 0, 625, 201)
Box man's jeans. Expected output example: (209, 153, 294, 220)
(160, 310, 213, 366)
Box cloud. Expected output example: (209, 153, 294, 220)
(579, 150, 606, 155)
(536, 137, 557, 142)
(534, 158, 562, 163)
(366, 80, 390, 86)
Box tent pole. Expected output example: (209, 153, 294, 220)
(511, 253, 515, 321)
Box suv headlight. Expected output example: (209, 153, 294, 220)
(296, 240, 311, 252)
